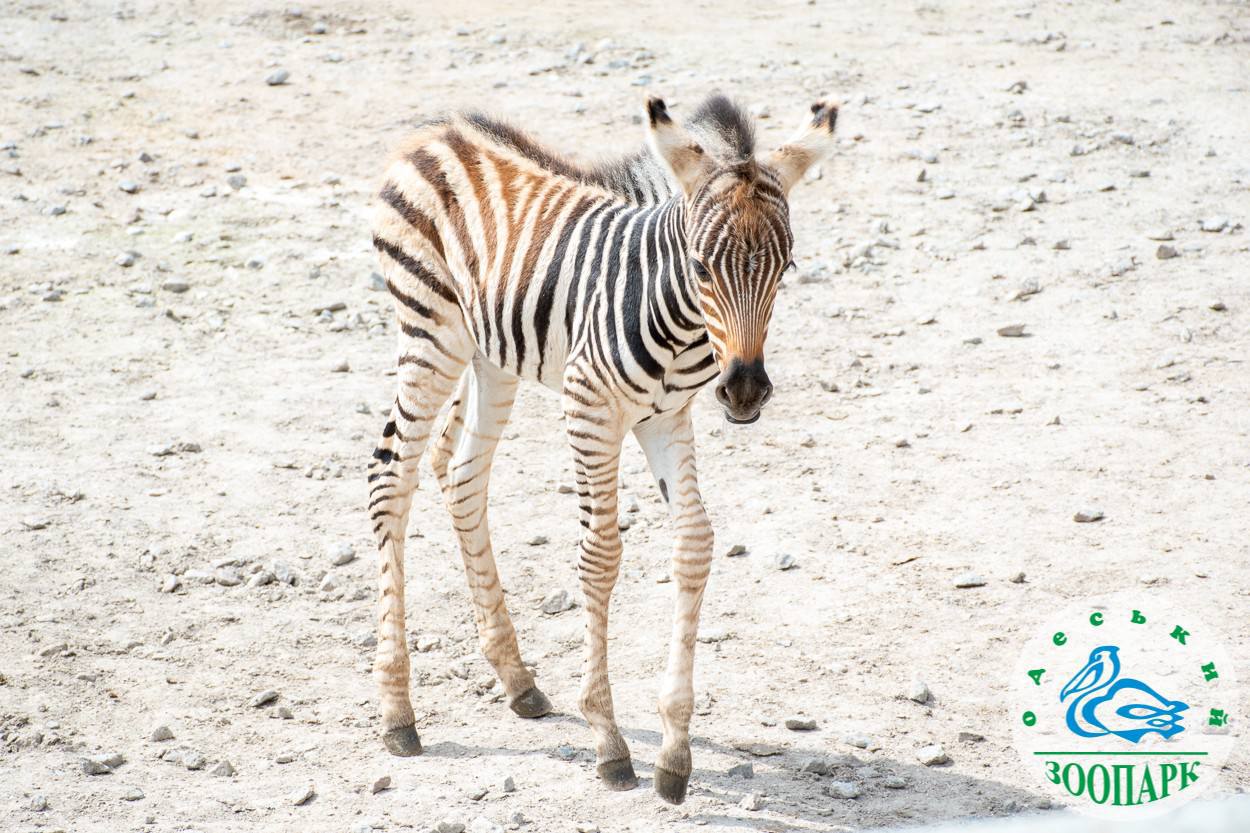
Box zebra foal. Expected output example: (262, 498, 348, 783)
(367, 93, 839, 803)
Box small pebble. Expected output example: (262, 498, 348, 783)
(211, 760, 235, 777)
(436, 822, 465, 833)
(330, 541, 356, 566)
(801, 755, 836, 775)
(122, 787, 145, 801)
(227, 174, 247, 190)
(250, 689, 279, 708)
(738, 793, 763, 811)
(733, 740, 783, 757)
(266, 69, 291, 86)
(773, 553, 796, 571)
(1074, 508, 1105, 523)
(289, 784, 315, 806)
(997, 324, 1027, 338)
(823, 781, 861, 799)
(540, 590, 576, 615)
(526, 534, 549, 546)
(725, 543, 747, 557)
(907, 679, 931, 704)
(150, 725, 174, 742)
(82, 757, 114, 775)
(502, 776, 516, 793)
(1156, 244, 1178, 260)
(883, 775, 907, 789)
(161, 279, 190, 294)
(916, 744, 949, 766)
(727, 762, 754, 779)
(118, 180, 140, 194)
(331, 359, 350, 373)
(1199, 217, 1228, 233)
(248, 570, 274, 588)
(953, 572, 986, 588)
(785, 717, 817, 731)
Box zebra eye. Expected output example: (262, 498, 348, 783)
(689, 259, 712, 282)
(784, 260, 796, 273)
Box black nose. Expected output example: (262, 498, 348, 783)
(715, 359, 773, 423)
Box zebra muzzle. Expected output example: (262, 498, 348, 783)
(715, 358, 772, 424)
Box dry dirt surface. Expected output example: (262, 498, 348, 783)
(2, 1, 1248, 831)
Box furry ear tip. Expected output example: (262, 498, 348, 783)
(809, 101, 840, 131)
(645, 97, 671, 126)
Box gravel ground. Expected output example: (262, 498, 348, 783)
(2, 1, 1247, 832)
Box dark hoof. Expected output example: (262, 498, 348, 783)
(597, 758, 639, 791)
(382, 724, 423, 757)
(509, 686, 552, 719)
(654, 766, 689, 805)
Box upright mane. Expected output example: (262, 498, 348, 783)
(459, 111, 675, 204)
(685, 94, 755, 165)
(453, 94, 756, 206)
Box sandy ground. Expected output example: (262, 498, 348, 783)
(2, 1, 1248, 831)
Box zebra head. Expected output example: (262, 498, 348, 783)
(646, 95, 839, 424)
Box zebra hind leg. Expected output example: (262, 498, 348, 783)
(369, 325, 473, 757)
(431, 356, 552, 718)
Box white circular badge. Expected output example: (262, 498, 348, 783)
(1012, 594, 1240, 819)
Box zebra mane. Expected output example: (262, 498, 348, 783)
(460, 112, 675, 204)
(685, 94, 755, 164)
(456, 94, 756, 205)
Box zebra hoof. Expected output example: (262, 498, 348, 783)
(597, 758, 639, 791)
(653, 767, 689, 805)
(509, 686, 552, 719)
(382, 725, 423, 757)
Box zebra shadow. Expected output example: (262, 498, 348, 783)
(422, 711, 1050, 831)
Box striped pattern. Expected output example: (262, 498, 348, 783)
(366, 94, 839, 802)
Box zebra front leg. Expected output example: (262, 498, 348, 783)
(564, 393, 635, 790)
(432, 356, 551, 718)
(369, 340, 469, 756)
(634, 404, 713, 804)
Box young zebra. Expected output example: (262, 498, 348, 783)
(368, 93, 838, 803)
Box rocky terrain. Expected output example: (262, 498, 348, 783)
(2, 1, 1247, 832)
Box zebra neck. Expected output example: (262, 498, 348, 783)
(639, 197, 706, 353)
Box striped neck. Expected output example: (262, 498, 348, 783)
(641, 197, 706, 354)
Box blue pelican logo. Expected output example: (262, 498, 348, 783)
(1060, 645, 1189, 743)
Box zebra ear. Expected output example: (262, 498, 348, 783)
(644, 97, 714, 197)
(766, 101, 840, 194)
